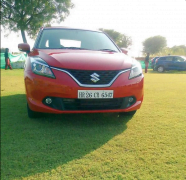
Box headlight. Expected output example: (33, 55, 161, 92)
(129, 63, 142, 79)
(30, 57, 55, 78)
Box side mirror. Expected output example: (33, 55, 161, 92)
(18, 43, 30, 53)
(120, 48, 128, 55)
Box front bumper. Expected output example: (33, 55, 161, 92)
(25, 69, 144, 114)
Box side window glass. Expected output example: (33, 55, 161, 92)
(159, 57, 165, 60)
(173, 57, 177, 61)
(176, 57, 184, 62)
(166, 57, 173, 61)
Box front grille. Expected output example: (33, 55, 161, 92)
(67, 69, 121, 85)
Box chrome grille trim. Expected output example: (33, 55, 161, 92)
(51, 67, 130, 87)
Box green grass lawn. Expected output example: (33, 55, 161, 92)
(1, 69, 186, 180)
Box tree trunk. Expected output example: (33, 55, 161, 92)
(21, 29, 27, 43)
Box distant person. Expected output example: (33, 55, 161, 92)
(145, 52, 150, 73)
(4, 48, 12, 70)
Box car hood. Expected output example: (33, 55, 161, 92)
(30, 49, 134, 70)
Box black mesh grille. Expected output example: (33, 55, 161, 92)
(63, 98, 123, 110)
(67, 69, 121, 85)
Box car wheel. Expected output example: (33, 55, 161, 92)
(157, 66, 164, 73)
(119, 110, 137, 116)
(27, 103, 40, 118)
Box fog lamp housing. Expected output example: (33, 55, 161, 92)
(128, 97, 134, 103)
(45, 98, 52, 104)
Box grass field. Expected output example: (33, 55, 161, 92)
(1, 69, 186, 180)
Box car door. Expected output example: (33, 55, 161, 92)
(165, 56, 175, 70)
(173, 56, 186, 70)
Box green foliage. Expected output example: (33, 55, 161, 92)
(1, 0, 74, 42)
(99, 28, 132, 48)
(153, 45, 186, 56)
(166, 45, 186, 56)
(143, 35, 167, 55)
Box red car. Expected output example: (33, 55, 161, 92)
(18, 27, 144, 118)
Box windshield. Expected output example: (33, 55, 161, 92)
(36, 29, 120, 52)
(181, 56, 186, 61)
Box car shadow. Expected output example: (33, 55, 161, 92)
(1, 94, 134, 179)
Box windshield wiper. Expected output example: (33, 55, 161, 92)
(98, 49, 117, 52)
(60, 47, 89, 50)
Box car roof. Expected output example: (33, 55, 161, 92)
(42, 26, 102, 33)
(161, 55, 181, 57)
(159, 55, 183, 58)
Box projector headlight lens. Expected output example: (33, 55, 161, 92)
(129, 63, 142, 79)
(30, 57, 55, 79)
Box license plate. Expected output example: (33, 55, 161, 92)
(78, 90, 113, 99)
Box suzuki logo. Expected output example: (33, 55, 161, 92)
(90, 73, 100, 83)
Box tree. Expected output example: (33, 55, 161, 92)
(1, 0, 74, 43)
(142, 36, 167, 55)
(152, 45, 186, 56)
(170, 45, 186, 56)
(99, 28, 132, 48)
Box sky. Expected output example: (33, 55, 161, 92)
(1, 0, 186, 56)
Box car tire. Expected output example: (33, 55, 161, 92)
(119, 110, 137, 116)
(27, 103, 40, 118)
(157, 66, 164, 73)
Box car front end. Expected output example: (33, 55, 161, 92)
(19, 27, 144, 117)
